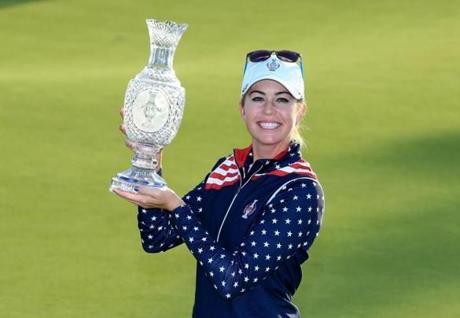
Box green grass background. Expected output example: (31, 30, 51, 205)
(1, 0, 459, 317)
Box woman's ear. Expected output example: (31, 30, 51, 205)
(240, 100, 246, 117)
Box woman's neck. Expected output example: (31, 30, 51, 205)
(252, 141, 290, 161)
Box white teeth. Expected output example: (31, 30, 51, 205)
(259, 122, 280, 129)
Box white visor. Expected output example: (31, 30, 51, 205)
(241, 54, 305, 100)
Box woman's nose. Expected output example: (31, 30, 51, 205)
(263, 102, 275, 115)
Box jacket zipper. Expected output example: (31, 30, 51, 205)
(216, 165, 263, 242)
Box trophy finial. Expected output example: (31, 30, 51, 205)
(146, 19, 188, 48)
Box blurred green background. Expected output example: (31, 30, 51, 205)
(1, 0, 459, 317)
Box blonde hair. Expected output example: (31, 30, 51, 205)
(291, 100, 307, 149)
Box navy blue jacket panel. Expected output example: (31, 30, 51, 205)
(137, 143, 325, 318)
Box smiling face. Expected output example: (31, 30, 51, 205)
(240, 79, 305, 159)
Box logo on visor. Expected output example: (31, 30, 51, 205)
(267, 59, 280, 72)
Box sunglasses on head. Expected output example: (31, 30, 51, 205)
(243, 49, 304, 76)
(246, 50, 302, 63)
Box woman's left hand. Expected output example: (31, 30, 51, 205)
(113, 186, 185, 211)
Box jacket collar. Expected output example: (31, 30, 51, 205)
(233, 142, 302, 173)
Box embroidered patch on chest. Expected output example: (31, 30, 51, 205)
(242, 199, 258, 219)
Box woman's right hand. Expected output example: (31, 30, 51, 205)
(118, 107, 163, 171)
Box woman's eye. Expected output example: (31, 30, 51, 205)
(276, 97, 289, 103)
(251, 96, 264, 102)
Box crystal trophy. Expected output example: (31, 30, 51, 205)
(110, 19, 188, 193)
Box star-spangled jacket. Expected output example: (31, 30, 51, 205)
(137, 143, 325, 318)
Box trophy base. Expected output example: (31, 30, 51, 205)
(109, 166, 166, 193)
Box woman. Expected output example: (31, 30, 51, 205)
(114, 50, 325, 318)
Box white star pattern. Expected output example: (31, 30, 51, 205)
(169, 179, 323, 299)
(135, 154, 324, 301)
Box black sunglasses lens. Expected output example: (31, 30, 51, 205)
(247, 50, 272, 62)
(276, 50, 300, 62)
